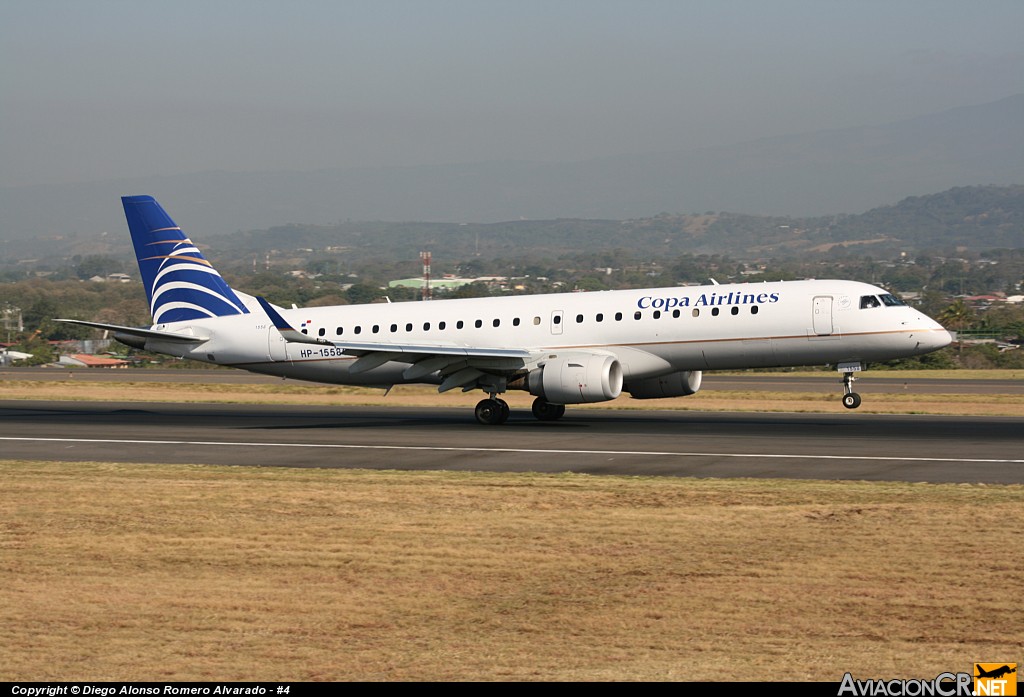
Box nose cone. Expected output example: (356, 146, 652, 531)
(905, 312, 953, 355)
(925, 327, 953, 352)
(915, 313, 952, 353)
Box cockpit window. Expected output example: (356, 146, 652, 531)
(879, 293, 906, 307)
(860, 295, 880, 309)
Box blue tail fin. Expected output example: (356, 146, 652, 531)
(122, 195, 249, 324)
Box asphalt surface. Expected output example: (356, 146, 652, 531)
(2, 399, 1021, 484)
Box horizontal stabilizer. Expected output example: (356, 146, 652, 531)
(55, 319, 208, 343)
(256, 296, 332, 346)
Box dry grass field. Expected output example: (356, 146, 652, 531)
(1, 462, 1022, 682)
(1, 372, 1022, 681)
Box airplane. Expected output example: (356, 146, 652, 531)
(58, 195, 953, 425)
(0, 349, 34, 363)
(975, 665, 1016, 680)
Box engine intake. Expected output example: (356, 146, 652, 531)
(515, 353, 623, 404)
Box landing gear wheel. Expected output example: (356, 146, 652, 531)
(496, 398, 510, 422)
(475, 398, 509, 425)
(531, 398, 566, 421)
(840, 368, 863, 410)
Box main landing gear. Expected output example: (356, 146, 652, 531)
(473, 396, 567, 424)
(839, 363, 862, 409)
(474, 396, 511, 425)
(531, 398, 565, 422)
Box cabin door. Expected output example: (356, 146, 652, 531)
(812, 296, 834, 336)
(268, 327, 288, 361)
(550, 310, 564, 335)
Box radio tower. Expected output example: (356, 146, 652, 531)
(420, 251, 432, 301)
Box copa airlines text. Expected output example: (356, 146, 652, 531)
(637, 290, 780, 310)
(59, 196, 952, 425)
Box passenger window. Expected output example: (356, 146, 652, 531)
(406, 323, 413, 332)
(533, 316, 541, 325)
(336, 327, 343, 335)
(513, 317, 521, 326)
(731, 307, 739, 315)
(318, 327, 325, 337)
(596, 313, 603, 322)
(354, 326, 362, 335)
(615, 312, 623, 321)
(457, 320, 464, 329)
(711, 308, 720, 317)
(672, 309, 680, 318)
(576, 314, 584, 323)
(553, 315, 562, 325)
(423, 322, 430, 331)
(634, 311, 642, 320)
(438, 321, 446, 330)
(492, 319, 500, 327)
(692, 308, 700, 317)
(652, 310, 661, 319)
(475, 319, 483, 328)
(372, 325, 380, 333)
(389, 324, 397, 332)
(751, 306, 759, 315)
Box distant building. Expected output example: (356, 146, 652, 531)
(88, 273, 133, 283)
(388, 275, 517, 292)
(388, 277, 477, 290)
(59, 354, 130, 368)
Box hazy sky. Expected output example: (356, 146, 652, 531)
(3, 0, 1023, 188)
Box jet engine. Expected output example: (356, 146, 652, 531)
(512, 353, 623, 404)
(626, 370, 702, 399)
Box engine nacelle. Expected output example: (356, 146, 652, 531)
(626, 370, 702, 399)
(517, 353, 623, 404)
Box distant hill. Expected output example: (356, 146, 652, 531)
(1, 95, 1021, 240)
(207, 185, 1024, 264)
(3, 186, 1022, 267)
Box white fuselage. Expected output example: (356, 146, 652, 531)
(146, 279, 951, 390)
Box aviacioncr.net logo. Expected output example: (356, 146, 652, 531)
(838, 672, 973, 696)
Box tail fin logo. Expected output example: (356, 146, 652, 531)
(123, 196, 249, 324)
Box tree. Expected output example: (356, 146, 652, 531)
(74, 255, 124, 280)
(937, 299, 976, 352)
(937, 299, 975, 333)
(345, 283, 386, 305)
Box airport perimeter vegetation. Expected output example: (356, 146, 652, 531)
(2, 369, 1022, 681)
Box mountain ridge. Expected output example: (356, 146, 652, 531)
(1, 94, 1021, 241)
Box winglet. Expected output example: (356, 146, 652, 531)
(256, 296, 331, 346)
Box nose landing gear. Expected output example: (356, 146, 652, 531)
(839, 362, 862, 409)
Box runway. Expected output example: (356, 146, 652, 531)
(2, 400, 1022, 484)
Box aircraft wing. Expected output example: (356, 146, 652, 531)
(55, 319, 209, 344)
(256, 297, 533, 389)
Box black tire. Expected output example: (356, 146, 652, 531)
(475, 398, 506, 425)
(842, 392, 862, 409)
(531, 398, 566, 421)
